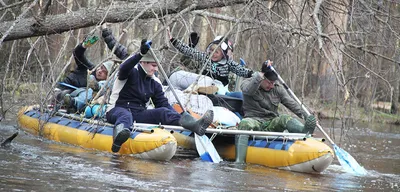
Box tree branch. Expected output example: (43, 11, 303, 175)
(0, 0, 33, 12)
(0, 0, 259, 41)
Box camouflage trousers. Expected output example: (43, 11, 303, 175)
(238, 114, 305, 133)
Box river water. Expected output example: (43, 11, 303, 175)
(1, 119, 399, 191)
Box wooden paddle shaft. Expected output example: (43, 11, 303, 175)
(133, 122, 307, 137)
(54, 110, 306, 138)
(148, 47, 186, 112)
(270, 66, 335, 144)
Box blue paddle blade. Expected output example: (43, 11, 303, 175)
(334, 145, 367, 175)
(199, 152, 213, 162)
(195, 134, 222, 163)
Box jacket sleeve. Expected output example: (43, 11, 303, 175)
(102, 28, 130, 60)
(118, 53, 142, 80)
(278, 86, 307, 119)
(241, 72, 263, 96)
(227, 60, 253, 78)
(73, 44, 95, 70)
(171, 38, 209, 65)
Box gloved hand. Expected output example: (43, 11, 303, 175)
(88, 75, 100, 91)
(170, 37, 178, 46)
(261, 60, 273, 71)
(82, 35, 99, 48)
(140, 39, 151, 55)
(189, 32, 199, 48)
(240, 58, 246, 66)
(261, 60, 277, 80)
(101, 28, 112, 39)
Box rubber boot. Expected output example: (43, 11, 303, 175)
(64, 94, 77, 114)
(235, 135, 249, 163)
(304, 115, 316, 134)
(285, 119, 304, 133)
(111, 123, 131, 153)
(179, 110, 214, 136)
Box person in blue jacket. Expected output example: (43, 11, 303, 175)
(106, 39, 213, 153)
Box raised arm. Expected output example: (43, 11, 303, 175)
(101, 28, 130, 60)
(73, 43, 95, 71)
(227, 59, 253, 78)
(170, 38, 209, 65)
(241, 72, 263, 96)
(118, 39, 150, 80)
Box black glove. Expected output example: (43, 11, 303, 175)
(170, 37, 178, 46)
(189, 32, 199, 48)
(101, 28, 112, 38)
(140, 39, 150, 55)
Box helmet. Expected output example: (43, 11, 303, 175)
(206, 36, 233, 60)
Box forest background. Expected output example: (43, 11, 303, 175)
(0, 0, 399, 131)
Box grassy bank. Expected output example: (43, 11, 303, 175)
(313, 102, 400, 125)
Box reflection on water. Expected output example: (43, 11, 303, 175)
(1, 120, 399, 191)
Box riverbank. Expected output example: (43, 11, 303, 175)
(312, 102, 400, 125)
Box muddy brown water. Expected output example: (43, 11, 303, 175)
(0, 118, 399, 191)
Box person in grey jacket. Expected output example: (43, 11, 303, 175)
(234, 61, 316, 163)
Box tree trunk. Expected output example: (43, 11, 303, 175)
(0, 0, 258, 42)
(318, 1, 349, 102)
(392, 44, 400, 114)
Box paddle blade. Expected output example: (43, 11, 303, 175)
(195, 134, 222, 163)
(334, 145, 367, 175)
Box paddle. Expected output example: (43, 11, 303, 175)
(269, 66, 367, 175)
(147, 43, 221, 163)
(1, 132, 18, 147)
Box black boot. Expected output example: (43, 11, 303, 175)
(235, 135, 249, 164)
(179, 110, 213, 136)
(63, 94, 77, 114)
(111, 123, 131, 153)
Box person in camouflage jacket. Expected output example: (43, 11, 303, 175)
(234, 61, 317, 163)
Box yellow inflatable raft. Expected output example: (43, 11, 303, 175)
(172, 130, 334, 173)
(17, 106, 177, 161)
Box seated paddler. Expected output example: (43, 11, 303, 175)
(106, 39, 214, 153)
(234, 60, 317, 163)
